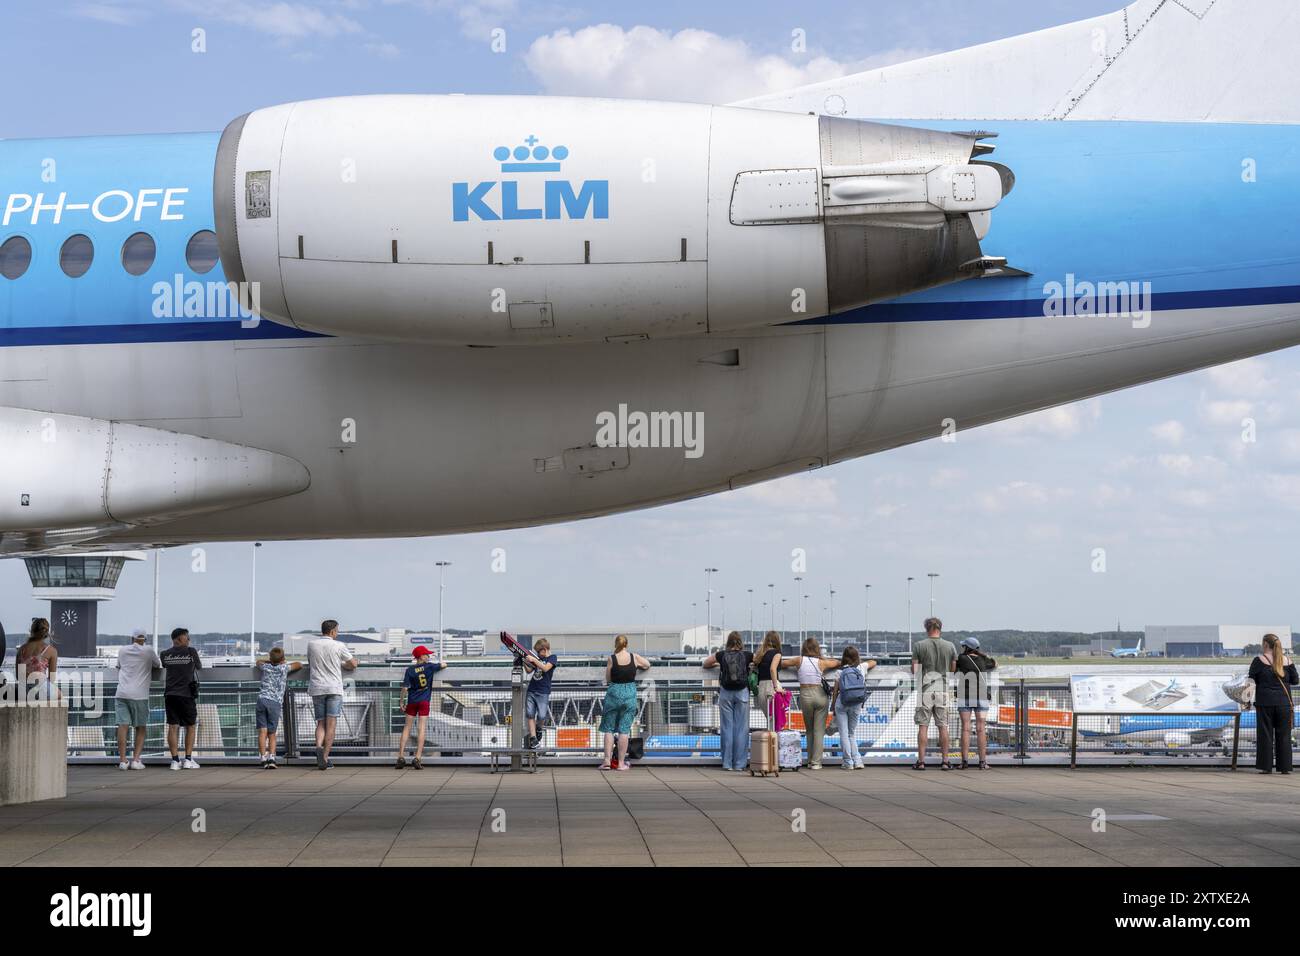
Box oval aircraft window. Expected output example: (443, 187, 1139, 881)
(185, 229, 219, 274)
(121, 232, 156, 276)
(0, 235, 33, 280)
(59, 234, 94, 278)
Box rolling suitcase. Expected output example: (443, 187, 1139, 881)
(778, 730, 802, 771)
(749, 695, 779, 776)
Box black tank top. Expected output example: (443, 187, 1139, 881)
(610, 652, 637, 683)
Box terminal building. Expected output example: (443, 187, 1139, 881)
(1143, 624, 1291, 658)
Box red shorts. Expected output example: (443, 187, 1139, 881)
(404, 700, 430, 717)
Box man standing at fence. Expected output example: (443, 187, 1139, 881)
(160, 627, 202, 770)
(115, 629, 160, 770)
(912, 617, 956, 771)
(308, 620, 357, 771)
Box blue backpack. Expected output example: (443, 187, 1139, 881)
(838, 665, 867, 706)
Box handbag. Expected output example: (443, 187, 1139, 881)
(1222, 673, 1254, 707)
(626, 737, 645, 760)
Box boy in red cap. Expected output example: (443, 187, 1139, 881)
(396, 646, 445, 769)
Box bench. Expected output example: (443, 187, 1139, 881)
(488, 748, 557, 773)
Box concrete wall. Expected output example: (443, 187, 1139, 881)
(0, 704, 68, 805)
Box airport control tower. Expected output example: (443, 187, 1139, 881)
(21, 552, 146, 656)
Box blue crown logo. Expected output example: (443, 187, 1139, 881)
(494, 135, 569, 173)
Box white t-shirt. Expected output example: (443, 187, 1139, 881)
(116, 643, 161, 700)
(307, 638, 354, 696)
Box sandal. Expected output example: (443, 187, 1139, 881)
(941, 761, 952, 771)
(959, 759, 969, 770)
(912, 760, 925, 770)
(600, 763, 613, 771)
(979, 761, 990, 771)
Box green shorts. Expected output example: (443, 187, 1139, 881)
(115, 697, 150, 727)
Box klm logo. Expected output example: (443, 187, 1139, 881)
(452, 136, 609, 222)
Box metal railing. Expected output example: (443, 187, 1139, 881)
(25, 660, 1272, 765)
(1071, 711, 1243, 768)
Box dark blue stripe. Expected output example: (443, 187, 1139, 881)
(0, 320, 324, 347)
(788, 283, 1300, 326)
(3, 283, 1298, 346)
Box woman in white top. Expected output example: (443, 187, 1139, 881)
(780, 637, 841, 769)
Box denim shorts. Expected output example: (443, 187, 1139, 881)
(525, 692, 550, 722)
(115, 697, 149, 727)
(312, 694, 343, 720)
(256, 698, 283, 730)
(958, 701, 991, 713)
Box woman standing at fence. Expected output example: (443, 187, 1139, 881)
(17, 618, 58, 698)
(752, 631, 784, 728)
(703, 631, 753, 771)
(955, 637, 996, 770)
(781, 637, 841, 770)
(1249, 633, 1298, 774)
(600, 635, 650, 771)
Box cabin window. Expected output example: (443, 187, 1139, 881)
(59, 234, 94, 278)
(121, 232, 156, 276)
(185, 229, 219, 274)
(0, 235, 32, 280)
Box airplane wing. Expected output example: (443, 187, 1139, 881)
(734, 0, 1300, 124)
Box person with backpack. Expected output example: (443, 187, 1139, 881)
(955, 637, 996, 770)
(829, 646, 876, 770)
(703, 631, 754, 771)
(1249, 633, 1298, 774)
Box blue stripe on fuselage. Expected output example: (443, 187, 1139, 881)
(1, 121, 1297, 347)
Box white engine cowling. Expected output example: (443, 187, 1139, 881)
(214, 95, 1010, 345)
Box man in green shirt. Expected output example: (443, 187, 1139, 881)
(912, 617, 957, 769)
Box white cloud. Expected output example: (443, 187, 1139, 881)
(523, 24, 930, 103)
(1149, 420, 1185, 444)
(986, 399, 1101, 441)
(365, 40, 401, 58)
(1200, 398, 1253, 426)
(1205, 357, 1273, 399)
(737, 473, 839, 510)
(165, 1, 363, 39)
(73, 2, 140, 25)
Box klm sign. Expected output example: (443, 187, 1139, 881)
(453, 136, 609, 222)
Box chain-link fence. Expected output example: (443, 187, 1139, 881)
(45, 663, 1280, 765)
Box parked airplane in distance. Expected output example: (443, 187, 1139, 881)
(1112, 638, 1146, 659)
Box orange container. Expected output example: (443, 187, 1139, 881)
(556, 728, 591, 748)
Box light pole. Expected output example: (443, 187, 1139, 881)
(829, 585, 836, 651)
(768, 583, 775, 632)
(747, 588, 754, 647)
(780, 598, 787, 642)
(801, 593, 809, 644)
(906, 575, 915, 654)
(928, 572, 940, 619)
(436, 560, 452, 659)
(794, 576, 803, 642)
(641, 603, 648, 651)
(864, 584, 871, 656)
(720, 593, 726, 633)
(152, 548, 162, 654)
(704, 567, 718, 645)
(250, 542, 261, 665)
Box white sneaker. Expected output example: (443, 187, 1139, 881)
(183, 756, 200, 769)
(118, 761, 129, 771)
(169, 758, 181, 771)
(130, 760, 146, 770)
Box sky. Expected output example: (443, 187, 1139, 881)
(4, 0, 1299, 639)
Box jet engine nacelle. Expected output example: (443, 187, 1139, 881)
(214, 95, 1010, 345)
(1163, 730, 1192, 749)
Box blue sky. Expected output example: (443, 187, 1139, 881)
(4, 0, 1299, 638)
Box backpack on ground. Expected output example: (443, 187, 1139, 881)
(838, 665, 866, 707)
